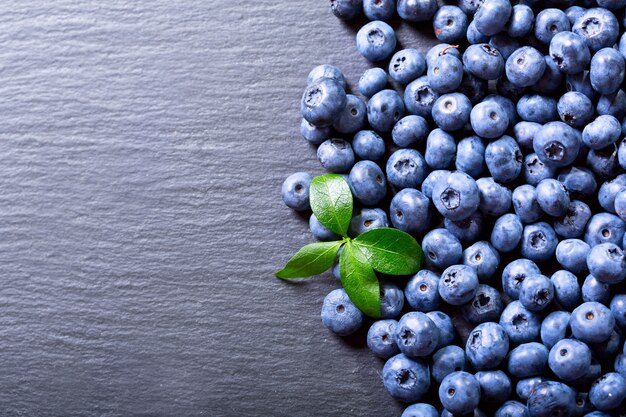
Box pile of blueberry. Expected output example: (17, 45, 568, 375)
(281, 0, 626, 415)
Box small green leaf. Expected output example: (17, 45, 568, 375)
(353, 228, 423, 275)
(276, 241, 343, 279)
(340, 241, 380, 318)
(310, 174, 353, 237)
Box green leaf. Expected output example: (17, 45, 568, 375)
(340, 241, 380, 318)
(276, 241, 343, 279)
(353, 228, 423, 275)
(309, 174, 353, 237)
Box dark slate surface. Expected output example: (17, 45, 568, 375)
(0, 2, 437, 416)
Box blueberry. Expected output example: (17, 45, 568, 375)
(516, 377, 547, 402)
(439, 371, 481, 415)
(507, 4, 534, 38)
(395, 312, 440, 357)
(456, 136, 485, 178)
(495, 401, 529, 417)
(597, 0, 626, 10)
(585, 212, 626, 247)
(307, 64, 347, 89)
(610, 294, 626, 329)
(333, 94, 366, 134)
(401, 403, 439, 417)
(587, 243, 626, 284)
(462, 44, 505, 81)
(557, 91, 594, 128)
(519, 274, 555, 312)
(558, 166, 597, 200)
(359, 68, 387, 98)
(505, 46, 546, 88)
(523, 154, 555, 187)
(517, 94, 559, 124)
(380, 283, 405, 319)
(404, 76, 439, 118)
(431, 345, 467, 383)
(491, 213, 523, 253)
(473, 0, 512, 37)
(564, 6, 585, 25)
(465, 322, 509, 370)
(392, 115, 429, 148)
(571, 301, 615, 343)
(368, 89, 405, 132)
(540, 311, 572, 349)
(367, 320, 400, 358)
(301, 78, 347, 127)
(476, 178, 511, 217)
(386, 148, 427, 189)
(301, 118, 331, 145)
(499, 300, 542, 344)
(483, 94, 517, 128)
(470, 100, 508, 139)
(590, 48, 625, 96)
(432, 171, 480, 221)
(390, 188, 431, 235)
(549, 31, 591, 75)
(617, 190, 626, 222)
(330, 0, 362, 20)
(439, 264, 479, 306)
(475, 370, 511, 408)
(321, 289, 364, 336)
(573, 7, 620, 53)
(535, 8, 570, 45)
(405, 269, 441, 312)
(356, 21, 397, 62)
(461, 284, 503, 324)
(597, 89, 626, 120)
(513, 121, 541, 150)
(317, 139, 355, 173)
(536, 179, 570, 217)
(382, 353, 430, 402)
(462, 241, 500, 281)
(466, 20, 489, 44)
(589, 373, 626, 411)
(433, 6, 468, 43)
(421, 169, 450, 199)
(507, 342, 548, 378)
(389, 49, 426, 85)
(533, 121, 581, 168)
(457, 0, 483, 16)
(348, 160, 386, 206)
(310, 213, 341, 241)
(422, 228, 463, 269)
(426, 311, 455, 349)
(583, 115, 622, 152)
(551, 269, 582, 307)
(426, 43, 461, 68)
(548, 338, 592, 382)
(489, 35, 521, 61)
(432, 92, 472, 132)
(424, 128, 456, 169)
(521, 222, 558, 262)
(582, 274, 612, 305)
(349, 207, 388, 238)
(554, 200, 592, 239)
(485, 136, 523, 183)
(281, 172, 313, 211)
(352, 130, 385, 161)
(513, 185, 543, 224)
(587, 144, 621, 179)
(396, 0, 438, 22)
(428, 53, 464, 94)
(363, 0, 396, 21)
(589, 329, 621, 358)
(532, 55, 563, 95)
(599, 175, 626, 213)
(445, 212, 483, 244)
(527, 381, 577, 417)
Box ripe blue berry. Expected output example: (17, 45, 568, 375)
(356, 21, 397, 62)
(281, 172, 312, 211)
(321, 289, 364, 336)
(382, 353, 430, 402)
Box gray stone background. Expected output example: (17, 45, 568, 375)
(0, 1, 437, 416)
